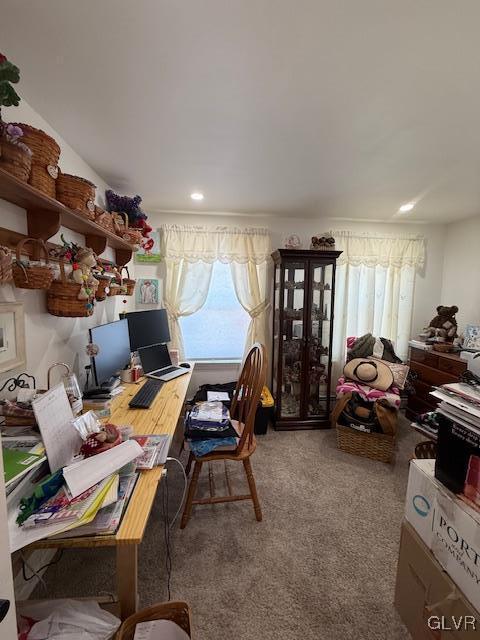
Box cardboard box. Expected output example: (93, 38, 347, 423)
(406, 459, 480, 613)
(396, 521, 480, 639)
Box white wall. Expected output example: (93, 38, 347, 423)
(441, 214, 480, 334)
(0, 98, 134, 391)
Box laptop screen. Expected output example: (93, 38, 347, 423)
(138, 343, 172, 374)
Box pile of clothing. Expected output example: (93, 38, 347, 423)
(336, 333, 410, 409)
(184, 401, 239, 457)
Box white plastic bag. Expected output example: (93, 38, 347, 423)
(17, 599, 120, 640)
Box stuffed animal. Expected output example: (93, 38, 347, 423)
(311, 234, 335, 250)
(424, 305, 459, 342)
(71, 247, 99, 300)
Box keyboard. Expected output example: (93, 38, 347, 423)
(129, 379, 164, 409)
(157, 366, 179, 376)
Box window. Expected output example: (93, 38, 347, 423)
(180, 261, 250, 361)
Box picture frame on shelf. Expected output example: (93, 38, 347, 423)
(463, 325, 480, 351)
(0, 302, 26, 373)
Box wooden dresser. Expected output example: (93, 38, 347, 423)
(406, 347, 467, 419)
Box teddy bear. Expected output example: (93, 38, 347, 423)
(424, 305, 459, 342)
(71, 247, 99, 301)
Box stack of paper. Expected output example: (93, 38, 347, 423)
(3, 448, 46, 488)
(130, 434, 171, 469)
(432, 383, 480, 431)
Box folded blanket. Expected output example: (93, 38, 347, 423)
(336, 376, 400, 408)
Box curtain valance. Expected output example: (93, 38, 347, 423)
(161, 224, 271, 264)
(329, 230, 425, 269)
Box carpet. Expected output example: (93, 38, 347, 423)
(33, 417, 421, 639)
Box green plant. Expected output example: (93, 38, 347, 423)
(0, 53, 20, 121)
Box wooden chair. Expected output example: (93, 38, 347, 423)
(116, 601, 192, 639)
(180, 343, 267, 529)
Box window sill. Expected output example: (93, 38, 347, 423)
(189, 359, 242, 366)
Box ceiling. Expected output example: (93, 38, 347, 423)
(1, 0, 480, 222)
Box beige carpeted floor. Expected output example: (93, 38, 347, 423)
(33, 417, 421, 639)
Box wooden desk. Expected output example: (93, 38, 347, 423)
(27, 367, 193, 618)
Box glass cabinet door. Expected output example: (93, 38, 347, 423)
(279, 261, 306, 419)
(305, 262, 333, 418)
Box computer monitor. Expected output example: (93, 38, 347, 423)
(126, 309, 171, 351)
(89, 319, 132, 387)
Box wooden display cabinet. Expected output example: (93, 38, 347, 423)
(271, 248, 342, 430)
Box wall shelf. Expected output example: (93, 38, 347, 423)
(0, 168, 134, 265)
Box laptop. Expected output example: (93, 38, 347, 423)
(138, 343, 189, 381)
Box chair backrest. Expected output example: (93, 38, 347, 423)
(230, 343, 267, 452)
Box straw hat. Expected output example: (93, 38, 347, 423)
(343, 358, 394, 392)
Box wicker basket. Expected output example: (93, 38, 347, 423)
(116, 601, 192, 640)
(95, 274, 112, 301)
(120, 266, 136, 296)
(11, 123, 60, 197)
(47, 260, 96, 318)
(95, 206, 115, 234)
(56, 172, 96, 219)
(13, 238, 54, 290)
(336, 423, 395, 463)
(0, 246, 13, 283)
(113, 211, 129, 237)
(0, 138, 32, 182)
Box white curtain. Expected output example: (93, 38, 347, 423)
(331, 230, 425, 375)
(162, 225, 271, 358)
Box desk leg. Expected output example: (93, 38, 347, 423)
(117, 544, 138, 620)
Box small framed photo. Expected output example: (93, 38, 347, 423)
(136, 278, 159, 305)
(464, 325, 480, 351)
(0, 302, 26, 373)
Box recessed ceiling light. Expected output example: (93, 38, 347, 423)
(398, 202, 415, 213)
(190, 192, 204, 201)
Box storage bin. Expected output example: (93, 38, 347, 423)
(335, 423, 395, 463)
(11, 123, 60, 197)
(56, 172, 96, 219)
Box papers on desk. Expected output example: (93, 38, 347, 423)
(3, 448, 46, 487)
(32, 384, 83, 472)
(63, 439, 143, 498)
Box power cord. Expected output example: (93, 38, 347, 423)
(160, 456, 188, 601)
(21, 550, 63, 589)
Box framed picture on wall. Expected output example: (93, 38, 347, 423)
(0, 303, 26, 373)
(135, 230, 161, 263)
(136, 279, 159, 305)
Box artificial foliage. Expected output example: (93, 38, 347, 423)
(0, 52, 20, 118)
(105, 189, 152, 238)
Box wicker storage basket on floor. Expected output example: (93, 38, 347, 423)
(47, 260, 96, 318)
(336, 423, 395, 463)
(11, 123, 60, 197)
(0, 138, 32, 182)
(116, 601, 192, 640)
(0, 246, 13, 283)
(120, 266, 136, 296)
(56, 172, 96, 219)
(13, 239, 53, 290)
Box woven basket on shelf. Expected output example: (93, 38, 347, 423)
(113, 211, 129, 237)
(336, 423, 395, 463)
(120, 266, 136, 296)
(94, 206, 115, 234)
(0, 246, 13, 283)
(116, 601, 192, 640)
(94, 274, 112, 301)
(56, 172, 96, 219)
(11, 123, 60, 197)
(13, 238, 54, 290)
(47, 259, 96, 318)
(0, 138, 32, 182)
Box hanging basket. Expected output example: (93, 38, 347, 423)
(0, 246, 13, 284)
(13, 239, 54, 290)
(11, 123, 60, 197)
(121, 266, 136, 296)
(94, 274, 112, 301)
(47, 259, 96, 318)
(56, 172, 96, 219)
(0, 137, 32, 183)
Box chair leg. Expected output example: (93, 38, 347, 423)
(180, 460, 202, 529)
(243, 457, 262, 522)
(185, 452, 194, 477)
